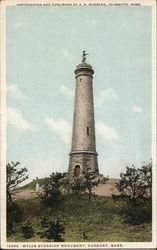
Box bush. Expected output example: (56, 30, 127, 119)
(70, 177, 86, 195)
(122, 198, 152, 225)
(7, 202, 23, 223)
(68, 168, 108, 199)
(7, 220, 14, 237)
(40, 219, 65, 242)
(40, 216, 49, 228)
(22, 220, 34, 239)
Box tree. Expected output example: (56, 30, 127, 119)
(7, 162, 29, 203)
(116, 161, 152, 204)
(115, 161, 152, 224)
(138, 160, 152, 198)
(68, 168, 108, 199)
(41, 172, 66, 206)
(82, 168, 108, 199)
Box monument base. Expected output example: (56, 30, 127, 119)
(68, 151, 99, 177)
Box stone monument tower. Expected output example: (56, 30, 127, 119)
(68, 51, 99, 177)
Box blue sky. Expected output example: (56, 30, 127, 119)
(6, 5, 152, 182)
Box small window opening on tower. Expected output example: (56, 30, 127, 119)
(87, 126, 89, 135)
(80, 78, 82, 82)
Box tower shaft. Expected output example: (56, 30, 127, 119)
(68, 54, 99, 177)
(72, 74, 96, 152)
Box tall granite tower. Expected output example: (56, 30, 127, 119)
(68, 51, 99, 177)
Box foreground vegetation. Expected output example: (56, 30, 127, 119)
(7, 161, 152, 242)
(7, 194, 151, 242)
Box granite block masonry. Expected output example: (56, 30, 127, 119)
(68, 51, 99, 177)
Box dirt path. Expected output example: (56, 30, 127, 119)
(12, 179, 120, 201)
(12, 189, 40, 201)
(93, 178, 120, 196)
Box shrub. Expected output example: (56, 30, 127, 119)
(40, 219, 65, 242)
(7, 202, 23, 236)
(22, 220, 34, 239)
(121, 197, 152, 225)
(7, 202, 23, 223)
(7, 220, 14, 237)
(83, 231, 88, 240)
(68, 168, 108, 199)
(40, 216, 49, 228)
(70, 177, 86, 195)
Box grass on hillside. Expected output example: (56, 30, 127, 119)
(7, 194, 152, 242)
(17, 179, 45, 191)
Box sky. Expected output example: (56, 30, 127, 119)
(6, 5, 152, 183)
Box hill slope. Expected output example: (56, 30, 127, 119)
(13, 178, 120, 201)
(18, 178, 45, 191)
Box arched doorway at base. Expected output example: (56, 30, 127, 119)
(74, 165, 80, 177)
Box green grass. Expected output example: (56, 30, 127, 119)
(8, 195, 152, 242)
(18, 179, 45, 190)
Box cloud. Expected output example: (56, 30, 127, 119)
(95, 88, 119, 107)
(96, 121, 119, 140)
(46, 117, 72, 144)
(60, 48, 73, 60)
(14, 22, 23, 30)
(7, 84, 25, 99)
(60, 85, 74, 99)
(7, 107, 37, 131)
(132, 105, 143, 113)
(87, 20, 96, 25)
(13, 21, 28, 32)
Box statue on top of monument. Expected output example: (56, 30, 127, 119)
(82, 50, 89, 63)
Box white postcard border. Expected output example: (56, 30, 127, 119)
(0, 0, 156, 249)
